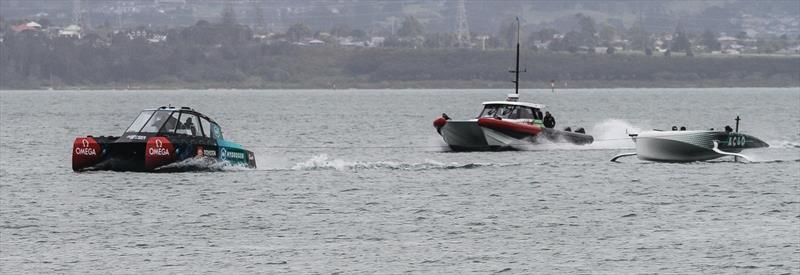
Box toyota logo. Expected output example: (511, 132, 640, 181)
(155, 139, 163, 148)
(81, 139, 90, 148)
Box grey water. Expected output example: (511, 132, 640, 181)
(1, 88, 798, 273)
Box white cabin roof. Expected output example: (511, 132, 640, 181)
(482, 101, 546, 109)
(64, 24, 81, 31)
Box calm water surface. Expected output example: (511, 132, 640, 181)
(1, 88, 799, 273)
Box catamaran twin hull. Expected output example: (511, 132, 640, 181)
(72, 106, 256, 172)
(73, 135, 256, 172)
(436, 118, 594, 151)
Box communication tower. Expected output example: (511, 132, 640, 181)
(455, 0, 470, 47)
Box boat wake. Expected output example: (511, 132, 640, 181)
(777, 140, 800, 148)
(507, 119, 641, 151)
(290, 154, 519, 171)
(154, 157, 253, 172)
(724, 150, 800, 163)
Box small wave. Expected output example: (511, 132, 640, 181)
(155, 157, 252, 172)
(0, 224, 39, 229)
(777, 141, 800, 148)
(742, 158, 800, 164)
(291, 154, 517, 171)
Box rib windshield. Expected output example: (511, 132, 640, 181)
(139, 111, 174, 133)
(124, 111, 155, 133)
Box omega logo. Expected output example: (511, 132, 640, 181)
(148, 139, 170, 156)
(74, 139, 97, 156)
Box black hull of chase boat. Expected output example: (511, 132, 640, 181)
(72, 135, 256, 172)
(73, 106, 257, 172)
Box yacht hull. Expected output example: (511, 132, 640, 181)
(632, 131, 768, 162)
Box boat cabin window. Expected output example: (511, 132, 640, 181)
(199, 117, 212, 138)
(125, 111, 155, 133)
(500, 105, 517, 118)
(125, 110, 219, 137)
(480, 104, 511, 118)
(480, 104, 535, 119)
(210, 123, 223, 139)
(140, 110, 174, 133)
(157, 112, 181, 133)
(519, 107, 535, 119)
(175, 113, 201, 136)
(479, 105, 499, 118)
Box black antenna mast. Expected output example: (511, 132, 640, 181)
(509, 17, 526, 94)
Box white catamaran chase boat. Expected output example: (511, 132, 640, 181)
(432, 18, 593, 151)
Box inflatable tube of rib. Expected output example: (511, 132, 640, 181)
(477, 117, 542, 136)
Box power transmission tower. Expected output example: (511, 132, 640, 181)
(251, 0, 264, 29)
(116, 0, 122, 28)
(221, 0, 236, 25)
(455, 0, 470, 48)
(638, 0, 645, 51)
(72, 0, 84, 27)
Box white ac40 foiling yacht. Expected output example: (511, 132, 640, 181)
(611, 117, 769, 162)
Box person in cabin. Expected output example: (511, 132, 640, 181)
(163, 116, 178, 132)
(184, 117, 197, 135)
(672, 126, 678, 131)
(543, 111, 556, 128)
(724, 125, 733, 133)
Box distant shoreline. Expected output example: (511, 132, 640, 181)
(5, 79, 798, 91)
(3, 44, 798, 90)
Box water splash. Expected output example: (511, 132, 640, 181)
(253, 153, 294, 170)
(513, 119, 642, 151)
(587, 119, 642, 149)
(291, 154, 517, 171)
(154, 157, 252, 172)
(729, 149, 800, 163)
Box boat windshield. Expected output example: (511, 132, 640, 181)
(199, 117, 212, 137)
(139, 110, 175, 133)
(125, 111, 155, 133)
(479, 104, 534, 119)
(479, 105, 498, 118)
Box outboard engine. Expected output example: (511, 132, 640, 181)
(575, 127, 585, 134)
(563, 127, 572, 132)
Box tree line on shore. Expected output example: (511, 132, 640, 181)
(1, 19, 798, 89)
